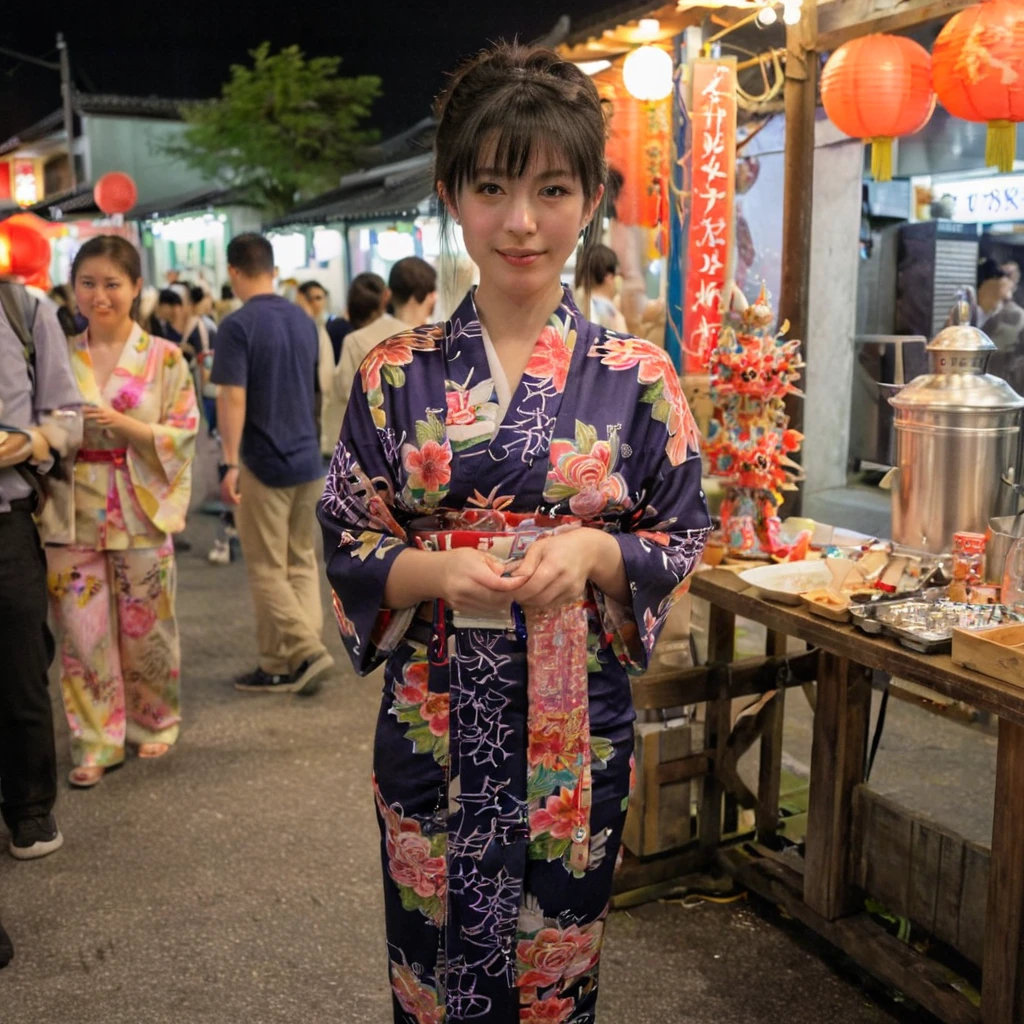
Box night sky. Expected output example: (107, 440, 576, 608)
(2, 1, 605, 144)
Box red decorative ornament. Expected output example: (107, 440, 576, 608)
(932, 0, 1024, 174)
(0, 220, 51, 279)
(821, 34, 936, 182)
(93, 172, 137, 215)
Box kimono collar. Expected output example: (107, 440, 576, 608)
(445, 284, 584, 351)
(72, 322, 149, 405)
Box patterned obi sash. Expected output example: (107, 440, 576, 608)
(411, 510, 594, 874)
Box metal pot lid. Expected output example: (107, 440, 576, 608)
(926, 321, 996, 355)
(890, 371, 1024, 410)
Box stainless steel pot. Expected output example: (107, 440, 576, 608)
(889, 312, 1024, 554)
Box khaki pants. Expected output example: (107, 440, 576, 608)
(236, 465, 327, 675)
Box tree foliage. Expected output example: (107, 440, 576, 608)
(162, 44, 381, 214)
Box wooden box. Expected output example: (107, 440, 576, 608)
(621, 720, 701, 858)
(951, 624, 1024, 686)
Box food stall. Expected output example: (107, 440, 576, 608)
(584, 3, 1024, 1023)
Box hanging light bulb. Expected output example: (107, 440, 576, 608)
(783, 1, 802, 25)
(757, 4, 778, 26)
(623, 45, 674, 102)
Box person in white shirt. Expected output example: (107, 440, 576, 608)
(329, 258, 438, 446)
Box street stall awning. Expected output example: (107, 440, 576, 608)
(132, 186, 257, 220)
(19, 183, 100, 220)
(265, 155, 435, 229)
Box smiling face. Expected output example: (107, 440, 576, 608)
(450, 144, 603, 303)
(74, 255, 142, 330)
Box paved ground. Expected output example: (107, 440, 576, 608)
(1, 477, 980, 1022)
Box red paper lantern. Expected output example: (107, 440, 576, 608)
(0, 220, 51, 278)
(93, 172, 137, 215)
(933, 0, 1024, 174)
(821, 34, 936, 182)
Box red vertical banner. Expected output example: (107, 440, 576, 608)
(602, 71, 671, 240)
(683, 58, 737, 375)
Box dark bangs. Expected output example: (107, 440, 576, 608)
(438, 82, 605, 204)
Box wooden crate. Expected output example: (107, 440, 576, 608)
(952, 625, 1024, 686)
(853, 786, 988, 966)
(622, 720, 702, 858)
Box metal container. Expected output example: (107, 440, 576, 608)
(889, 308, 1024, 554)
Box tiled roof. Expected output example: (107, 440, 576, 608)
(18, 183, 99, 219)
(0, 91, 196, 156)
(133, 185, 257, 219)
(267, 162, 434, 229)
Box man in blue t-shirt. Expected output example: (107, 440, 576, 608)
(212, 233, 334, 696)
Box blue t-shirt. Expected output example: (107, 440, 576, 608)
(211, 294, 323, 488)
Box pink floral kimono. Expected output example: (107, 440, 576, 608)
(45, 325, 198, 767)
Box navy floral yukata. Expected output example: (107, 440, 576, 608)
(318, 288, 711, 1023)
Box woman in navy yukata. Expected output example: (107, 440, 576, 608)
(319, 42, 711, 1024)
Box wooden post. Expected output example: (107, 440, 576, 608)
(699, 604, 736, 853)
(804, 653, 871, 920)
(757, 630, 788, 841)
(981, 718, 1024, 1023)
(778, 0, 817, 516)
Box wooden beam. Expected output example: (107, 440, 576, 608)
(757, 630, 788, 840)
(981, 718, 1024, 1024)
(778, 0, 817, 516)
(631, 648, 819, 710)
(803, 652, 872, 920)
(699, 604, 735, 853)
(817, 0, 974, 52)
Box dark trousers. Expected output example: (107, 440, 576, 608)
(0, 505, 57, 828)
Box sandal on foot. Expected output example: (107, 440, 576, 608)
(68, 766, 105, 788)
(137, 743, 171, 759)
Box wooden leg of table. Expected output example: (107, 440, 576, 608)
(700, 604, 736, 854)
(757, 630, 787, 841)
(981, 718, 1024, 1024)
(804, 652, 871, 920)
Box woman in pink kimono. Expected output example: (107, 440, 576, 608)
(319, 44, 711, 1023)
(44, 236, 199, 787)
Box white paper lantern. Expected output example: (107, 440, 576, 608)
(623, 45, 673, 102)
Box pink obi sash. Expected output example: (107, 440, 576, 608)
(411, 509, 594, 871)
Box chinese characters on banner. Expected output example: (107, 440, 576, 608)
(683, 59, 737, 375)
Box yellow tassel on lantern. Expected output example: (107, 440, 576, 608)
(870, 137, 894, 182)
(986, 120, 1016, 175)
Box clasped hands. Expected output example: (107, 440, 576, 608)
(438, 529, 603, 617)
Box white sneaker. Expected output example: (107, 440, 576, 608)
(207, 539, 231, 565)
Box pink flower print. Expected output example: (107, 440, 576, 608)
(360, 330, 439, 393)
(519, 994, 576, 1022)
(391, 963, 446, 1024)
(525, 325, 573, 392)
(547, 440, 629, 518)
(394, 660, 429, 706)
(516, 922, 603, 991)
(332, 593, 356, 638)
(420, 692, 450, 738)
(386, 819, 447, 900)
(528, 722, 569, 771)
(120, 598, 157, 639)
(403, 439, 453, 494)
(530, 787, 583, 841)
(445, 388, 478, 426)
(110, 378, 144, 413)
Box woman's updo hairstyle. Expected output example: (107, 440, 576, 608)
(433, 42, 608, 270)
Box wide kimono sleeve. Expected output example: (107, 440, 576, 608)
(128, 342, 200, 535)
(317, 375, 416, 676)
(597, 352, 712, 673)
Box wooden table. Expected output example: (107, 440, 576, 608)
(687, 568, 1024, 1024)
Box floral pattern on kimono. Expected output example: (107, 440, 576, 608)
(319, 287, 711, 1024)
(68, 325, 199, 548)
